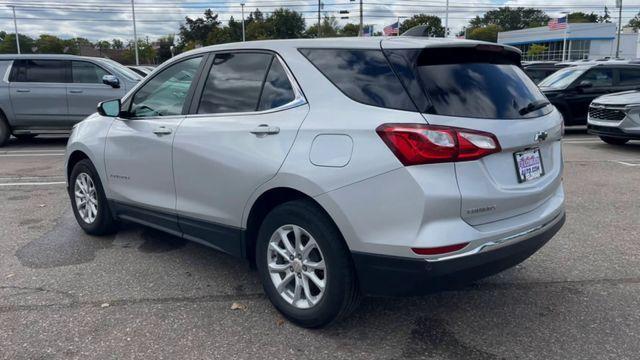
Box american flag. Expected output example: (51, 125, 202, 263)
(383, 21, 399, 36)
(548, 16, 568, 30)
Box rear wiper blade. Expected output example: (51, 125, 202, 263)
(519, 99, 550, 115)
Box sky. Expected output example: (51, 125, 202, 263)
(0, 0, 638, 43)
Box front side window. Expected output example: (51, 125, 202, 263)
(198, 52, 272, 114)
(581, 68, 613, 87)
(11, 59, 67, 83)
(618, 68, 640, 86)
(129, 56, 202, 118)
(72, 61, 110, 84)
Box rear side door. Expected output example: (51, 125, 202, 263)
(67, 60, 124, 122)
(613, 67, 640, 92)
(172, 51, 308, 256)
(8, 59, 70, 128)
(104, 55, 205, 234)
(567, 67, 614, 121)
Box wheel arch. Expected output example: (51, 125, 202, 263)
(243, 186, 344, 266)
(66, 150, 91, 182)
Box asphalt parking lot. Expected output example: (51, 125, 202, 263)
(0, 130, 639, 360)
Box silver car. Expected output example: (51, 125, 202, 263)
(0, 54, 142, 146)
(65, 38, 565, 327)
(588, 90, 640, 144)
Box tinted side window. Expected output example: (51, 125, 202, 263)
(72, 61, 110, 83)
(299, 49, 416, 111)
(258, 58, 296, 111)
(198, 52, 272, 114)
(11, 60, 67, 83)
(581, 68, 613, 87)
(130, 56, 202, 118)
(618, 68, 640, 86)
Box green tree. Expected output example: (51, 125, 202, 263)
(469, 7, 549, 32)
(245, 10, 270, 40)
(467, 24, 501, 42)
(305, 15, 340, 38)
(111, 38, 124, 50)
(265, 8, 305, 39)
(568, 12, 599, 23)
(399, 14, 445, 36)
(34, 34, 66, 53)
(155, 35, 175, 63)
(526, 44, 548, 57)
(628, 12, 640, 30)
(124, 38, 156, 65)
(178, 9, 223, 48)
(339, 23, 361, 37)
(0, 33, 35, 54)
(599, 6, 611, 23)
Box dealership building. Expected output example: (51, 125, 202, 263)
(497, 22, 639, 61)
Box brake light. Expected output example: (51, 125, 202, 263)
(412, 242, 469, 255)
(376, 124, 501, 166)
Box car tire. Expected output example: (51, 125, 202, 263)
(69, 159, 118, 235)
(0, 114, 9, 147)
(599, 136, 629, 145)
(256, 199, 361, 328)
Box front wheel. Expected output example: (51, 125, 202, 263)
(69, 159, 117, 235)
(256, 200, 361, 328)
(599, 136, 629, 145)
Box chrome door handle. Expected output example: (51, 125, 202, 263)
(250, 125, 280, 135)
(152, 126, 173, 136)
(69, 89, 83, 94)
(16, 89, 30, 93)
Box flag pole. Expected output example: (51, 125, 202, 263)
(561, 13, 569, 61)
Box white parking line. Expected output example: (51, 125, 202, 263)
(616, 161, 640, 167)
(0, 153, 65, 157)
(0, 181, 66, 187)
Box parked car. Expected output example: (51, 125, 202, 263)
(587, 90, 640, 144)
(127, 65, 153, 77)
(0, 54, 142, 146)
(65, 38, 565, 327)
(539, 63, 640, 125)
(522, 61, 568, 84)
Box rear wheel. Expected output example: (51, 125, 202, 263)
(0, 115, 9, 147)
(599, 136, 629, 145)
(69, 159, 118, 235)
(256, 199, 361, 328)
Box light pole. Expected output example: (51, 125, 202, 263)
(240, 2, 246, 42)
(359, 0, 363, 37)
(131, 0, 140, 65)
(9, 5, 20, 54)
(615, 0, 623, 58)
(317, 0, 322, 38)
(444, 0, 449, 38)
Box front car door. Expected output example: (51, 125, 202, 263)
(172, 51, 309, 256)
(67, 60, 125, 123)
(8, 59, 70, 129)
(104, 55, 205, 235)
(568, 67, 614, 121)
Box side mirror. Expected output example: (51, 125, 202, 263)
(102, 74, 120, 88)
(97, 99, 121, 117)
(576, 80, 593, 90)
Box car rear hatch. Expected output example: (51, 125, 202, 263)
(382, 39, 563, 226)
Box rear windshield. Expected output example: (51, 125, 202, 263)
(386, 48, 551, 119)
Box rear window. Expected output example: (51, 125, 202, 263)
(386, 48, 550, 119)
(299, 48, 416, 112)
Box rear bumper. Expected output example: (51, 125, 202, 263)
(352, 212, 565, 296)
(587, 124, 640, 140)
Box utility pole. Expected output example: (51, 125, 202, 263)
(9, 5, 20, 54)
(444, 0, 449, 38)
(240, 2, 246, 42)
(359, 0, 363, 36)
(317, 0, 321, 37)
(131, 0, 140, 65)
(615, 0, 623, 58)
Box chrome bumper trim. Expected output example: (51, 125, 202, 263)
(424, 211, 564, 263)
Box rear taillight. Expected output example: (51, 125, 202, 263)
(411, 242, 469, 255)
(376, 124, 501, 166)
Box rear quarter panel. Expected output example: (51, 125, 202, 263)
(0, 60, 15, 124)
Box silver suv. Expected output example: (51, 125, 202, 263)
(588, 90, 640, 144)
(65, 38, 566, 327)
(0, 54, 141, 146)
